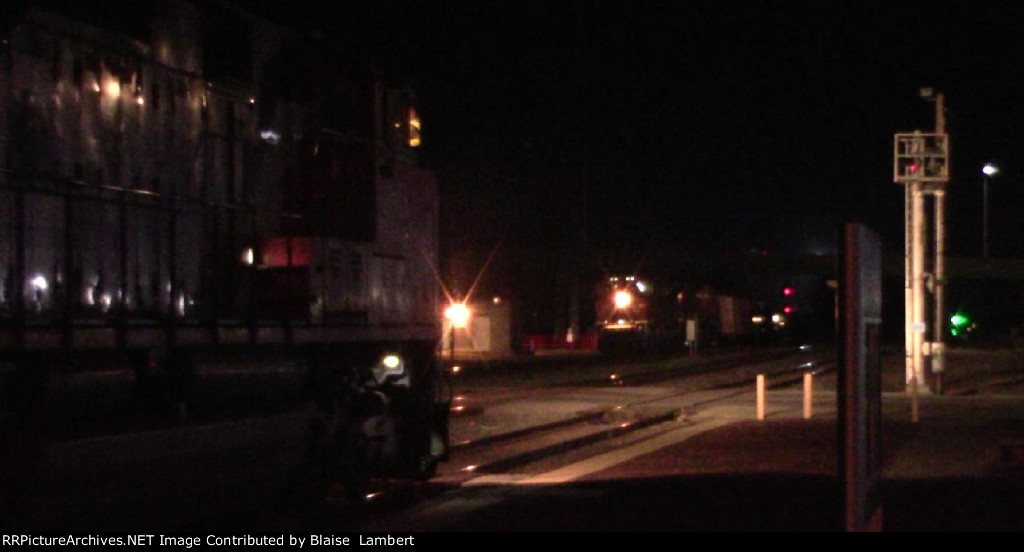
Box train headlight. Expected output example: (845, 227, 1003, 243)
(381, 354, 402, 370)
(613, 290, 632, 309)
(372, 353, 408, 386)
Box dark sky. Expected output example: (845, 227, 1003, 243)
(268, 2, 1024, 266)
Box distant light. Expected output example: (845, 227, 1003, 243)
(241, 247, 254, 265)
(614, 290, 632, 309)
(381, 354, 402, 370)
(492, 296, 501, 304)
(635, 281, 647, 293)
(30, 275, 48, 291)
(408, 107, 422, 147)
(105, 80, 120, 97)
(259, 129, 281, 144)
(983, 163, 999, 176)
(950, 311, 972, 337)
(751, 315, 764, 324)
(445, 303, 470, 328)
(248, 97, 256, 104)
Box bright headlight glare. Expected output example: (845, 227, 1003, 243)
(614, 290, 632, 309)
(381, 354, 402, 370)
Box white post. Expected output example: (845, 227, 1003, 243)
(904, 183, 914, 388)
(933, 188, 946, 390)
(912, 184, 927, 391)
(803, 372, 813, 420)
(756, 374, 765, 420)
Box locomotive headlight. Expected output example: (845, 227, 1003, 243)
(381, 353, 403, 371)
(613, 290, 633, 309)
(372, 353, 409, 386)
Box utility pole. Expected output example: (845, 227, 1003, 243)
(893, 88, 949, 400)
(932, 93, 948, 392)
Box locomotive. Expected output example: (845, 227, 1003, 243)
(0, 0, 448, 517)
(595, 275, 759, 352)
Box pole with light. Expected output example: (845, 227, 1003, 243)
(444, 302, 470, 366)
(893, 87, 950, 401)
(982, 162, 998, 260)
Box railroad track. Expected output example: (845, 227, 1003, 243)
(438, 345, 834, 475)
(263, 345, 839, 529)
(94, 345, 1009, 530)
(12, 345, 837, 531)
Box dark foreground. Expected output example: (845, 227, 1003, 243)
(335, 475, 1024, 532)
(338, 418, 1024, 532)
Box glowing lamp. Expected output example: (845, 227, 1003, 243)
(445, 303, 470, 328)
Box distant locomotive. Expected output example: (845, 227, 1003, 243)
(0, 1, 448, 513)
(595, 275, 759, 352)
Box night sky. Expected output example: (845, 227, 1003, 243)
(275, 2, 1024, 266)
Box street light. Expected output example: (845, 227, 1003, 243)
(982, 162, 999, 259)
(444, 302, 470, 365)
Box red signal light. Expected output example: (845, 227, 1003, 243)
(783, 287, 793, 296)
(783, 305, 793, 314)
(908, 162, 919, 173)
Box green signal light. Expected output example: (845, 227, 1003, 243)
(950, 312, 971, 337)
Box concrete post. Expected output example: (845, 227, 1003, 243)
(803, 372, 813, 419)
(756, 374, 765, 420)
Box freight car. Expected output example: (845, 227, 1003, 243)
(0, 1, 448, 519)
(594, 275, 759, 353)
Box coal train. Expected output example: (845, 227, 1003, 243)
(0, 1, 448, 515)
(595, 275, 762, 352)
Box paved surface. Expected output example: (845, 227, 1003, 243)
(356, 345, 1024, 531)
(5, 345, 1024, 532)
